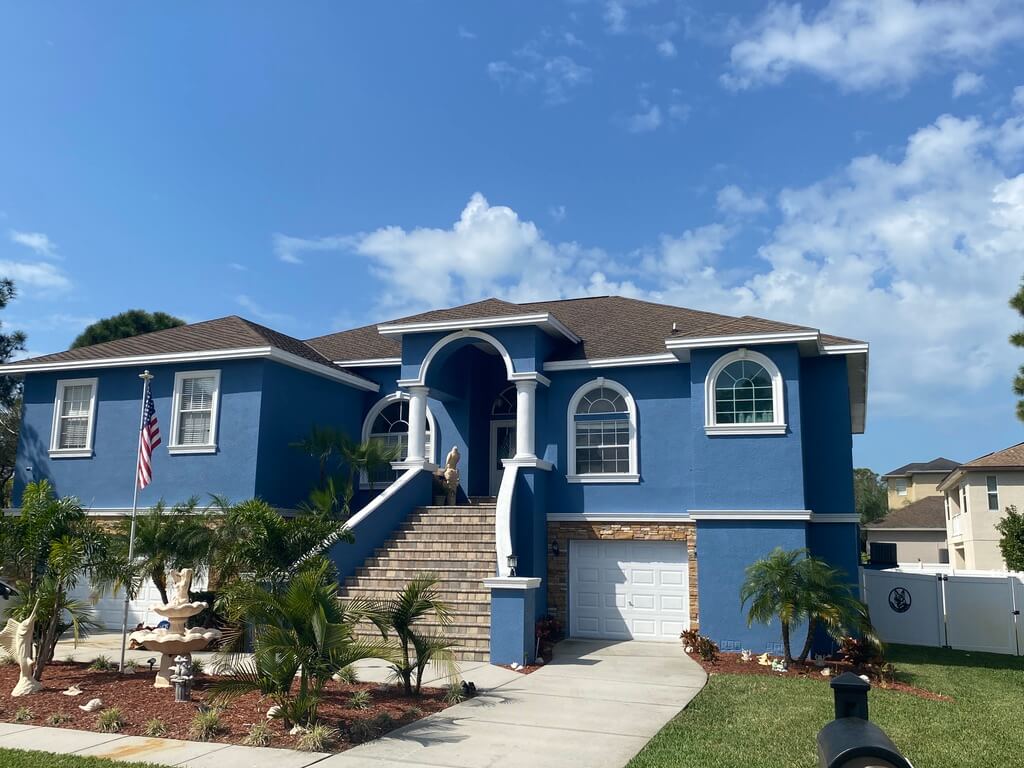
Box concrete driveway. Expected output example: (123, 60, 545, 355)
(320, 639, 707, 768)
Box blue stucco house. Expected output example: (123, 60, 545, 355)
(2, 296, 868, 663)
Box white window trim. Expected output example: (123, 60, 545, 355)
(987, 475, 999, 511)
(566, 377, 639, 484)
(169, 369, 221, 455)
(49, 377, 98, 458)
(704, 348, 786, 436)
(360, 392, 436, 490)
(895, 478, 908, 496)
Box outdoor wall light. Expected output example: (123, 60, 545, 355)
(551, 539, 560, 557)
(506, 554, 518, 576)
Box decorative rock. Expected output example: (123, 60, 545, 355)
(289, 724, 309, 736)
(757, 652, 771, 666)
(740, 649, 753, 662)
(266, 705, 282, 720)
(79, 698, 103, 712)
(859, 674, 871, 683)
(62, 685, 83, 696)
(821, 668, 832, 677)
(536, 657, 545, 665)
(684, 646, 694, 653)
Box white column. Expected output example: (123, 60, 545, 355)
(515, 380, 537, 459)
(406, 386, 429, 463)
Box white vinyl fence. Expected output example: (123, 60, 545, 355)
(861, 567, 1024, 656)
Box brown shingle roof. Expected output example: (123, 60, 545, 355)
(865, 496, 946, 529)
(305, 295, 864, 363)
(10, 316, 366, 380)
(960, 442, 1024, 469)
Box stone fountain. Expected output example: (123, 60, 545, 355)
(129, 568, 221, 688)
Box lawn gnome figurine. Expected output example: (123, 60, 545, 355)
(442, 445, 461, 505)
(0, 601, 41, 696)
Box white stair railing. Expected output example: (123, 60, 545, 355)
(495, 464, 519, 577)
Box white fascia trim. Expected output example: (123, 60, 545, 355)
(543, 353, 679, 372)
(810, 513, 861, 524)
(665, 330, 819, 352)
(378, 312, 581, 344)
(821, 343, 870, 355)
(566, 473, 640, 484)
(48, 449, 94, 459)
(0, 346, 379, 392)
(863, 526, 944, 531)
(334, 357, 401, 367)
(689, 509, 813, 521)
(482, 577, 542, 590)
(509, 371, 551, 387)
(547, 512, 691, 522)
(502, 457, 554, 471)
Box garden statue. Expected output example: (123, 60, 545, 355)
(757, 652, 771, 666)
(740, 649, 752, 662)
(442, 445, 461, 505)
(0, 601, 41, 696)
(79, 698, 103, 712)
(129, 568, 221, 688)
(170, 654, 193, 703)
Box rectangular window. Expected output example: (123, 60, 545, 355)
(895, 478, 907, 496)
(574, 418, 630, 475)
(50, 378, 98, 456)
(171, 370, 220, 452)
(960, 484, 969, 515)
(987, 475, 999, 511)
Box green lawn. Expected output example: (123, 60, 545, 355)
(0, 748, 170, 768)
(629, 645, 1024, 768)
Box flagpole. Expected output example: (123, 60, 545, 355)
(119, 369, 153, 674)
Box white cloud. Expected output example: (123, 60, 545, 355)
(656, 39, 677, 58)
(717, 184, 768, 215)
(952, 70, 984, 97)
(724, 0, 1024, 91)
(549, 205, 567, 222)
(228, 262, 248, 272)
(626, 103, 662, 133)
(273, 233, 354, 264)
(8, 230, 57, 258)
(458, 25, 477, 40)
(235, 294, 296, 327)
(0, 260, 71, 291)
(605, 1, 628, 33)
(487, 53, 592, 105)
(1013, 85, 1024, 109)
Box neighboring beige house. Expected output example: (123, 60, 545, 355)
(883, 457, 959, 509)
(940, 442, 1024, 571)
(863, 497, 948, 565)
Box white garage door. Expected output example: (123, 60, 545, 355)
(569, 539, 689, 641)
(68, 579, 163, 630)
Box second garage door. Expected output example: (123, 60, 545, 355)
(569, 539, 689, 641)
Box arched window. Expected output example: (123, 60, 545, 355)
(491, 385, 516, 417)
(567, 378, 639, 483)
(361, 394, 435, 488)
(704, 350, 786, 435)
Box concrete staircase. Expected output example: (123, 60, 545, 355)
(341, 501, 496, 662)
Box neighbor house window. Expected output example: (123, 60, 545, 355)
(960, 483, 970, 515)
(567, 378, 638, 483)
(895, 478, 908, 497)
(361, 394, 434, 488)
(170, 370, 220, 453)
(704, 349, 786, 435)
(987, 475, 999, 511)
(49, 378, 98, 457)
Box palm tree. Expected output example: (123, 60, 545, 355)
(210, 562, 390, 728)
(110, 499, 213, 604)
(376, 574, 456, 696)
(795, 558, 878, 663)
(740, 548, 806, 664)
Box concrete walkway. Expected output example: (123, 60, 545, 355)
(15, 638, 705, 768)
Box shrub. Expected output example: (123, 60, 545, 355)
(143, 718, 167, 737)
(349, 690, 372, 710)
(46, 712, 72, 725)
(122, 659, 139, 674)
(97, 707, 126, 733)
(297, 723, 340, 752)
(13, 707, 33, 723)
(190, 709, 225, 741)
(347, 719, 378, 744)
(680, 628, 701, 648)
(997, 505, 1024, 571)
(334, 665, 359, 684)
(838, 635, 883, 666)
(403, 706, 424, 720)
(371, 713, 394, 733)
(190, 658, 205, 677)
(443, 682, 466, 704)
(243, 721, 272, 747)
(88, 655, 115, 672)
(694, 636, 719, 663)
(379, 574, 457, 696)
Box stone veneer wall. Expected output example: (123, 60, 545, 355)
(546, 521, 698, 636)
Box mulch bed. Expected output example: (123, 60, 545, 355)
(0, 661, 454, 751)
(686, 650, 952, 702)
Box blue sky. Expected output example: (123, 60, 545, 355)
(1, 1, 1023, 474)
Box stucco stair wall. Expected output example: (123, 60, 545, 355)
(340, 503, 496, 662)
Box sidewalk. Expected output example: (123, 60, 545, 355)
(18, 639, 706, 768)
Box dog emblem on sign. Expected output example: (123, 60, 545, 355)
(888, 587, 911, 613)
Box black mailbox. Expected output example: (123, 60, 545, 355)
(817, 673, 914, 768)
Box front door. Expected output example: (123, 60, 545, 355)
(489, 419, 516, 496)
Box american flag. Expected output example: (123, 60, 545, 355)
(137, 383, 161, 489)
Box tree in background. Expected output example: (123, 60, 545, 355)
(997, 505, 1024, 571)
(71, 309, 184, 349)
(853, 468, 888, 524)
(1012, 277, 1024, 421)
(0, 279, 27, 507)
